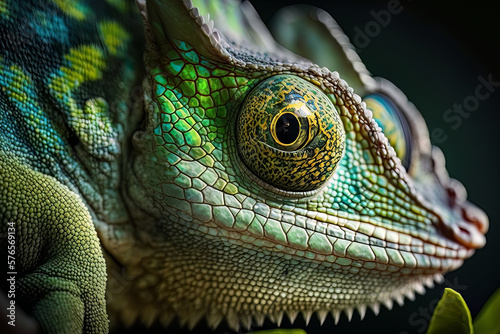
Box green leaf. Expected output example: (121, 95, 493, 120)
(252, 330, 307, 334)
(474, 286, 500, 334)
(427, 288, 473, 334)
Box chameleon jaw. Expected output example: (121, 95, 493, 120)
(106, 213, 453, 332)
(217, 272, 445, 330)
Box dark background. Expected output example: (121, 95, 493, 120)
(129, 1, 500, 333)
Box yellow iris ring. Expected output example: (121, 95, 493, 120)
(271, 111, 301, 147)
(270, 105, 312, 150)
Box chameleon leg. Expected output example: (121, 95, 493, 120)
(0, 155, 108, 333)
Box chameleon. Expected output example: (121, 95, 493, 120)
(0, 0, 489, 333)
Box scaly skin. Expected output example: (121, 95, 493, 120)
(0, 0, 142, 332)
(0, 0, 489, 333)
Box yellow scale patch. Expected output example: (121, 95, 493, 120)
(0, 61, 64, 153)
(49, 45, 105, 98)
(48, 45, 118, 158)
(0, 0, 8, 15)
(6, 64, 31, 104)
(51, 0, 88, 20)
(98, 21, 129, 56)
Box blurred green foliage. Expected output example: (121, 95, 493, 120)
(474, 287, 500, 334)
(427, 287, 500, 334)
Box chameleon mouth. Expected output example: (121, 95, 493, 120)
(448, 202, 488, 249)
(417, 146, 488, 250)
(300, 210, 475, 274)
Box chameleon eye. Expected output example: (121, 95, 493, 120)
(364, 93, 411, 168)
(236, 75, 345, 192)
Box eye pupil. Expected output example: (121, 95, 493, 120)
(275, 113, 300, 145)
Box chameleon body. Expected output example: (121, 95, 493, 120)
(0, 0, 488, 333)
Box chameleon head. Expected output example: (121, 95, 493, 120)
(121, 0, 489, 330)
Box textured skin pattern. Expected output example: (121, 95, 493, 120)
(0, 0, 142, 220)
(0, 157, 108, 333)
(237, 75, 345, 191)
(0, 0, 142, 332)
(0, 0, 488, 332)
